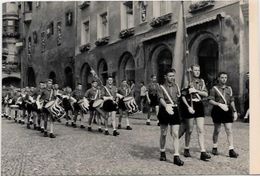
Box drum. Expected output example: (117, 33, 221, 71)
(44, 100, 55, 109)
(93, 99, 104, 108)
(78, 98, 89, 113)
(123, 96, 138, 113)
(103, 99, 117, 112)
(10, 105, 19, 109)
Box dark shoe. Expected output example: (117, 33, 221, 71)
(229, 149, 239, 158)
(118, 124, 121, 129)
(160, 152, 167, 161)
(27, 124, 31, 129)
(72, 123, 77, 128)
(212, 148, 219, 155)
(87, 127, 92, 131)
(21, 121, 25, 125)
(57, 119, 61, 123)
(49, 133, 56, 138)
(146, 121, 151, 125)
(104, 130, 109, 135)
(30, 121, 33, 125)
(65, 122, 69, 126)
(174, 156, 184, 166)
(126, 126, 132, 130)
(200, 152, 211, 161)
(80, 125, 85, 129)
(34, 125, 37, 130)
(37, 127, 42, 131)
(184, 149, 191, 157)
(113, 130, 120, 136)
(18, 120, 22, 124)
(98, 128, 103, 133)
(8, 116, 12, 120)
(14, 119, 17, 123)
(44, 131, 48, 137)
(41, 128, 45, 133)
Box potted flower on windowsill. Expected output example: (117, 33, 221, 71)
(189, 0, 215, 13)
(119, 27, 135, 39)
(95, 36, 110, 46)
(150, 13, 172, 28)
(79, 43, 91, 52)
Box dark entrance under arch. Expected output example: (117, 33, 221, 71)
(65, 67, 73, 89)
(198, 38, 219, 89)
(27, 67, 36, 87)
(2, 77, 21, 87)
(49, 71, 56, 84)
(98, 59, 108, 85)
(80, 63, 92, 92)
(119, 53, 135, 83)
(157, 49, 172, 84)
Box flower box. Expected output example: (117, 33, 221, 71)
(79, 43, 91, 52)
(95, 36, 109, 46)
(189, 0, 215, 13)
(119, 27, 135, 39)
(79, 1, 90, 9)
(150, 13, 172, 28)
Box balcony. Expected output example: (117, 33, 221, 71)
(2, 31, 20, 39)
(24, 11, 32, 23)
(2, 62, 20, 76)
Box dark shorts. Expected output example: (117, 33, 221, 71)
(157, 106, 181, 125)
(180, 101, 205, 119)
(103, 100, 118, 112)
(62, 98, 73, 111)
(118, 99, 127, 111)
(73, 102, 81, 112)
(89, 100, 96, 112)
(149, 94, 159, 107)
(211, 105, 234, 124)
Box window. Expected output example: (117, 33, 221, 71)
(25, 2, 33, 12)
(47, 21, 54, 37)
(81, 20, 90, 45)
(28, 36, 32, 55)
(121, 1, 134, 30)
(97, 12, 108, 38)
(41, 32, 45, 52)
(153, 1, 172, 17)
(36, 2, 40, 8)
(139, 1, 147, 23)
(57, 21, 62, 46)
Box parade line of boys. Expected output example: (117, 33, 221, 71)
(1, 65, 239, 166)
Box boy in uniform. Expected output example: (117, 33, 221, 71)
(85, 80, 103, 132)
(208, 72, 239, 158)
(146, 75, 160, 125)
(180, 65, 211, 161)
(101, 77, 120, 136)
(157, 69, 184, 166)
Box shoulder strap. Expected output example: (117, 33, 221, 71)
(49, 89, 53, 101)
(94, 89, 99, 100)
(104, 86, 112, 97)
(160, 85, 174, 105)
(213, 86, 227, 104)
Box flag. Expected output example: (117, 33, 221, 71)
(172, 1, 189, 89)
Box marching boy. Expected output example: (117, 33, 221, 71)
(157, 68, 184, 166)
(208, 72, 239, 158)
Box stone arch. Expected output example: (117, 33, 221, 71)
(118, 52, 135, 84)
(97, 59, 108, 85)
(49, 71, 56, 84)
(2, 77, 21, 87)
(148, 44, 173, 84)
(64, 66, 73, 89)
(189, 32, 219, 89)
(80, 63, 92, 92)
(27, 67, 36, 87)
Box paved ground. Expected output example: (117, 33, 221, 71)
(1, 114, 249, 175)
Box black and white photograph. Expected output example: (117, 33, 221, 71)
(1, 0, 253, 175)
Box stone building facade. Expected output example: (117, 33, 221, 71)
(74, 1, 248, 112)
(13, 1, 248, 112)
(19, 1, 77, 89)
(2, 2, 21, 87)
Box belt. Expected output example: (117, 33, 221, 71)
(192, 98, 201, 102)
(166, 103, 178, 107)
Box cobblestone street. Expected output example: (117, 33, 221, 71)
(1, 114, 249, 175)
